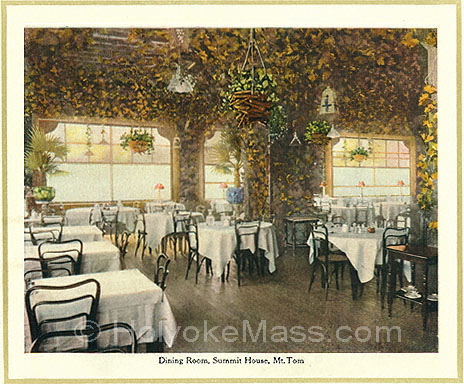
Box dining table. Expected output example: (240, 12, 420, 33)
(24, 240, 122, 274)
(140, 212, 175, 251)
(197, 221, 279, 277)
(25, 269, 177, 352)
(145, 201, 185, 213)
(27, 225, 104, 243)
(65, 206, 140, 231)
(307, 226, 411, 285)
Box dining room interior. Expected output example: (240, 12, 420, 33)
(22, 27, 439, 354)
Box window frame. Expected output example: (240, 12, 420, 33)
(325, 132, 416, 197)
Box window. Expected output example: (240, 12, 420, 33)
(48, 122, 171, 202)
(204, 130, 235, 200)
(329, 135, 415, 197)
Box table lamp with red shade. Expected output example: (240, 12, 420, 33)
(154, 183, 164, 201)
(320, 181, 327, 197)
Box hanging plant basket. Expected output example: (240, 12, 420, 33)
(353, 154, 367, 162)
(304, 120, 330, 145)
(350, 147, 369, 162)
(120, 129, 155, 154)
(129, 140, 149, 153)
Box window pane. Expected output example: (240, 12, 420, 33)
(375, 168, 410, 186)
(344, 138, 358, 151)
(373, 140, 385, 152)
(65, 124, 87, 143)
(386, 157, 399, 167)
(398, 141, 409, 154)
(113, 164, 171, 200)
(66, 144, 89, 162)
(333, 157, 346, 167)
(333, 167, 373, 186)
(399, 159, 410, 168)
(112, 145, 132, 163)
(88, 144, 110, 163)
(48, 163, 111, 202)
(386, 140, 398, 153)
(152, 146, 170, 164)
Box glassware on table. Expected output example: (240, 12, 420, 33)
(206, 210, 215, 226)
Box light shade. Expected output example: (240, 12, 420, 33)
(167, 64, 195, 93)
(320, 181, 327, 187)
(358, 181, 366, 188)
(397, 180, 405, 186)
(219, 183, 228, 189)
(154, 183, 165, 190)
(327, 124, 340, 139)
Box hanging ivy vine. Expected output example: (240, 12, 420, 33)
(416, 84, 437, 224)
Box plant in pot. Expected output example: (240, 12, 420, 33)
(120, 128, 155, 154)
(350, 147, 369, 162)
(304, 120, 331, 145)
(24, 124, 67, 202)
(210, 127, 244, 204)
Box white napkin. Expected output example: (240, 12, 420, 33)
(307, 233, 315, 264)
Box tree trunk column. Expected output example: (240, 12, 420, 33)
(242, 122, 270, 219)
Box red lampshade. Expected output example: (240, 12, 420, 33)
(219, 183, 228, 189)
(397, 180, 405, 187)
(320, 181, 327, 188)
(154, 183, 165, 190)
(358, 181, 366, 188)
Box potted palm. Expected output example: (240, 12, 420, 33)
(120, 129, 155, 154)
(210, 127, 244, 204)
(24, 125, 67, 202)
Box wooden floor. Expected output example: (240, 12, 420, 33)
(121, 237, 438, 353)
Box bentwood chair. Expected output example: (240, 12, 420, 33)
(154, 253, 171, 291)
(24, 257, 76, 290)
(38, 239, 83, 277)
(30, 322, 137, 353)
(185, 218, 212, 284)
(168, 212, 191, 259)
(101, 208, 120, 244)
(27, 225, 62, 245)
(25, 278, 101, 346)
(379, 227, 411, 308)
(134, 212, 148, 259)
(233, 220, 261, 286)
(307, 223, 349, 300)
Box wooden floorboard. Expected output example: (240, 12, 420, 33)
(120, 236, 438, 353)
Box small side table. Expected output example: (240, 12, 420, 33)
(284, 216, 319, 256)
(387, 245, 438, 330)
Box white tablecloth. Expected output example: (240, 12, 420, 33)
(211, 200, 233, 213)
(307, 228, 410, 284)
(145, 201, 185, 213)
(24, 240, 121, 274)
(28, 225, 103, 243)
(197, 222, 279, 277)
(65, 207, 140, 231)
(25, 269, 177, 351)
(141, 213, 175, 251)
(65, 207, 97, 226)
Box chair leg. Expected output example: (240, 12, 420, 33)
(334, 264, 340, 290)
(235, 257, 241, 286)
(308, 262, 318, 293)
(185, 251, 194, 280)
